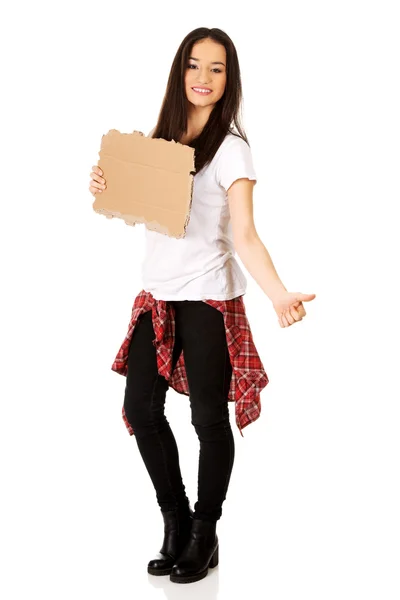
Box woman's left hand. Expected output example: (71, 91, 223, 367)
(272, 291, 316, 328)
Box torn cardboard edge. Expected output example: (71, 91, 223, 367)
(92, 129, 196, 239)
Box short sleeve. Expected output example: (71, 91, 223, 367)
(216, 136, 257, 192)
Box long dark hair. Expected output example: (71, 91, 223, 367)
(151, 27, 249, 174)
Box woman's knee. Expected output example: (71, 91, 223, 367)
(191, 400, 231, 438)
(124, 373, 169, 429)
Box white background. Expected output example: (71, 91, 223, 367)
(1, 1, 399, 598)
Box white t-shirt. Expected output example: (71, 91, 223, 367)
(141, 131, 257, 301)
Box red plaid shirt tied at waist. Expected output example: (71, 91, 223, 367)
(111, 290, 269, 437)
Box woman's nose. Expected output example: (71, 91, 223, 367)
(196, 69, 211, 85)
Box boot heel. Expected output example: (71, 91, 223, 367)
(209, 545, 219, 568)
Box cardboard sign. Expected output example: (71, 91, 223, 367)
(92, 129, 196, 238)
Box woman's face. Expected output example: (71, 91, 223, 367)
(184, 38, 227, 108)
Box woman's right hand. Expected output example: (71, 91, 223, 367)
(89, 165, 106, 196)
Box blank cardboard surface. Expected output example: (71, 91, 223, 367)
(92, 129, 196, 238)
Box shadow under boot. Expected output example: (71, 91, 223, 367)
(170, 518, 219, 584)
(147, 506, 193, 576)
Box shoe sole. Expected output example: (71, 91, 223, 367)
(170, 566, 209, 584)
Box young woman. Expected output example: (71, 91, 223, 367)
(89, 27, 315, 585)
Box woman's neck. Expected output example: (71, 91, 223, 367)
(181, 103, 214, 144)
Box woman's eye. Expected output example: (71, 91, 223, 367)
(187, 65, 223, 73)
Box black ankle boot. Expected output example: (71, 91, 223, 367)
(147, 506, 193, 576)
(170, 518, 219, 584)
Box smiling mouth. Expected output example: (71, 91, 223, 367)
(192, 87, 212, 95)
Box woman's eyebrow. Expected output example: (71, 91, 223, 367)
(188, 56, 226, 66)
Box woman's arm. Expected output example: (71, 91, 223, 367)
(228, 178, 287, 303)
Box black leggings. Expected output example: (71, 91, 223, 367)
(123, 300, 235, 522)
